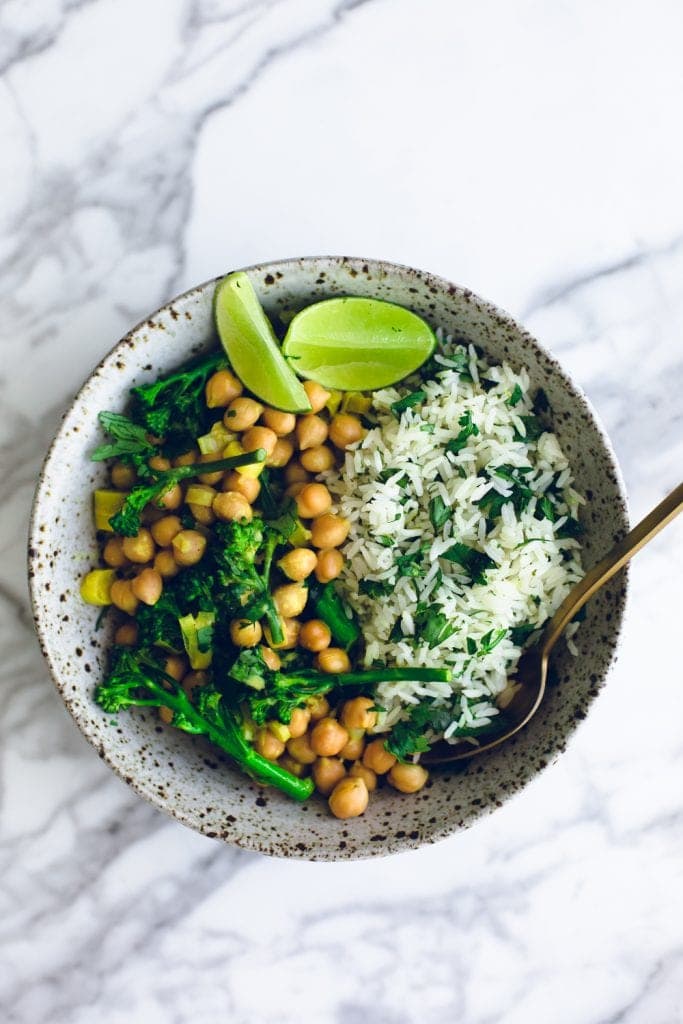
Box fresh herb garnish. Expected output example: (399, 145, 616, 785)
(442, 542, 496, 584)
(508, 623, 537, 647)
(415, 606, 457, 649)
(385, 701, 454, 760)
(429, 495, 451, 531)
(478, 628, 507, 654)
(514, 415, 544, 442)
(391, 389, 427, 418)
(91, 412, 156, 467)
(506, 383, 524, 407)
(537, 494, 556, 522)
(445, 410, 480, 455)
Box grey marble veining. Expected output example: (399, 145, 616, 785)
(1, 1, 682, 1021)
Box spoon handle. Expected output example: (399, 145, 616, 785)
(540, 482, 683, 658)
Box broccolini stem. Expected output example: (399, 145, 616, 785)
(289, 667, 452, 687)
(158, 449, 267, 483)
(140, 672, 313, 801)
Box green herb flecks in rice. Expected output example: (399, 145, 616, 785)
(323, 336, 585, 747)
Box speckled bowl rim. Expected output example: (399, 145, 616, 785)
(29, 256, 629, 859)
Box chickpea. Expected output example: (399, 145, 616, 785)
(310, 514, 350, 550)
(149, 454, 171, 472)
(300, 445, 335, 474)
(296, 414, 328, 451)
(171, 529, 207, 566)
(363, 738, 396, 775)
(278, 753, 308, 778)
(284, 461, 310, 485)
(348, 762, 377, 792)
(142, 504, 165, 526)
(157, 482, 183, 510)
(121, 528, 155, 564)
(241, 425, 277, 458)
(286, 733, 318, 765)
(230, 618, 262, 647)
(213, 491, 253, 522)
(182, 670, 207, 697)
(328, 776, 369, 819)
(315, 548, 344, 583)
(205, 369, 243, 408)
(260, 646, 282, 671)
(224, 396, 263, 432)
(340, 728, 365, 762)
(307, 694, 330, 721)
(159, 705, 174, 725)
(150, 515, 182, 548)
(273, 582, 308, 618)
(295, 483, 332, 519)
(197, 453, 224, 486)
(223, 472, 260, 503)
(187, 501, 215, 527)
(103, 537, 127, 568)
(329, 413, 363, 450)
(284, 482, 306, 499)
(110, 579, 139, 615)
(114, 621, 138, 646)
(173, 450, 197, 468)
(299, 619, 332, 653)
(315, 647, 351, 674)
(288, 706, 311, 739)
(254, 728, 285, 761)
(277, 547, 317, 582)
(303, 379, 331, 413)
(267, 437, 295, 468)
(341, 696, 378, 731)
(154, 549, 180, 578)
(310, 717, 349, 757)
(262, 408, 296, 436)
(264, 618, 300, 650)
(388, 762, 429, 794)
(131, 567, 163, 606)
(163, 654, 187, 682)
(110, 461, 136, 489)
(312, 757, 346, 796)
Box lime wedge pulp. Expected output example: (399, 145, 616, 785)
(214, 272, 312, 413)
(282, 296, 437, 391)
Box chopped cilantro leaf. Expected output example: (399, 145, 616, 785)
(442, 543, 495, 584)
(506, 383, 524, 407)
(391, 390, 427, 418)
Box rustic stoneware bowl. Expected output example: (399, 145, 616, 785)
(29, 257, 629, 860)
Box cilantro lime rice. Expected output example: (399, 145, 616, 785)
(324, 335, 585, 746)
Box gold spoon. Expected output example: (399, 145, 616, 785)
(424, 481, 683, 766)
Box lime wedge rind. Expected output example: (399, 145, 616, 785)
(282, 296, 436, 391)
(215, 273, 312, 413)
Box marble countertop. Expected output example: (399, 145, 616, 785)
(2, 2, 682, 1021)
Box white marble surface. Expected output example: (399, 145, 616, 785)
(1, 1, 682, 1021)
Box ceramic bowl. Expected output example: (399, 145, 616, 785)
(28, 257, 629, 860)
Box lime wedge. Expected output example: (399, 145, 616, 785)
(282, 297, 437, 390)
(215, 272, 312, 413)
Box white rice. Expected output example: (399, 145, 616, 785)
(323, 334, 585, 743)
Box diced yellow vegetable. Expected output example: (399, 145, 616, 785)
(197, 421, 235, 455)
(80, 568, 117, 606)
(268, 721, 291, 743)
(324, 389, 342, 415)
(223, 440, 265, 478)
(179, 610, 215, 670)
(94, 490, 128, 532)
(289, 518, 312, 547)
(340, 391, 372, 414)
(185, 485, 215, 507)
